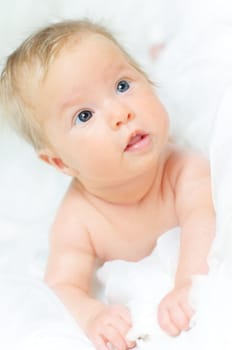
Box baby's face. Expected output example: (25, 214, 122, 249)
(36, 34, 169, 187)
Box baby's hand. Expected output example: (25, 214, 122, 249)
(85, 304, 135, 350)
(157, 284, 195, 336)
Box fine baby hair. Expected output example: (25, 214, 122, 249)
(0, 19, 149, 151)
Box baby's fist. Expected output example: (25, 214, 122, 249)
(157, 284, 194, 336)
(86, 304, 135, 350)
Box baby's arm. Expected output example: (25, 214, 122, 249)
(158, 152, 215, 336)
(45, 194, 134, 350)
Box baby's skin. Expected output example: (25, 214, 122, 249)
(33, 34, 216, 350)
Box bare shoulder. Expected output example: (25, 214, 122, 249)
(50, 179, 94, 255)
(165, 145, 210, 191)
(166, 145, 213, 222)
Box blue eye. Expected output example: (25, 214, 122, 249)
(75, 110, 93, 124)
(117, 80, 130, 93)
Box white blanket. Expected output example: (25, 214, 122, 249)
(1, 0, 232, 349)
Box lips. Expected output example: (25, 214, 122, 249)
(124, 130, 150, 152)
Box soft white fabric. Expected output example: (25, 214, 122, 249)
(1, 0, 232, 349)
(97, 228, 232, 350)
(97, 228, 181, 347)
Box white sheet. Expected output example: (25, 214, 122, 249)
(1, 0, 232, 349)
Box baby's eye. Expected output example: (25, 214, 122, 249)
(75, 110, 93, 124)
(116, 80, 130, 93)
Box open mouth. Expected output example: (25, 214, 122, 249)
(124, 130, 150, 152)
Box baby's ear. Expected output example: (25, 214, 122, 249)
(37, 148, 75, 177)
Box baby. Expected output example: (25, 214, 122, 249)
(0, 20, 215, 350)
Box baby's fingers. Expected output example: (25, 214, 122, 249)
(169, 305, 190, 331)
(111, 315, 135, 348)
(102, 325, 128, 350)
(111, 313, 131, 334)
(93, 335, 109, 350)
(112, 304, 132, 325)
(158, 308, 180, 336)
(180, 300, 195, 321)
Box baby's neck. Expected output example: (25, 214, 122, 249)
(74, 151, 168, 207)
(90, 169, 158, 206)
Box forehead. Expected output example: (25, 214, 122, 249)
(49, 34, 129, 79)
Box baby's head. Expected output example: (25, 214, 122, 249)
(0, 20, 148, 151)
(0, 19, 169, 183)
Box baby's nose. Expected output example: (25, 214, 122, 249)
(107, 103, 135, 130)
(114, 112, 134, 128)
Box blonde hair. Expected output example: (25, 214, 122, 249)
(0, 19, 149, 150)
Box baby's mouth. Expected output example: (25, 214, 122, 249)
(124, 131, 150, 152)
